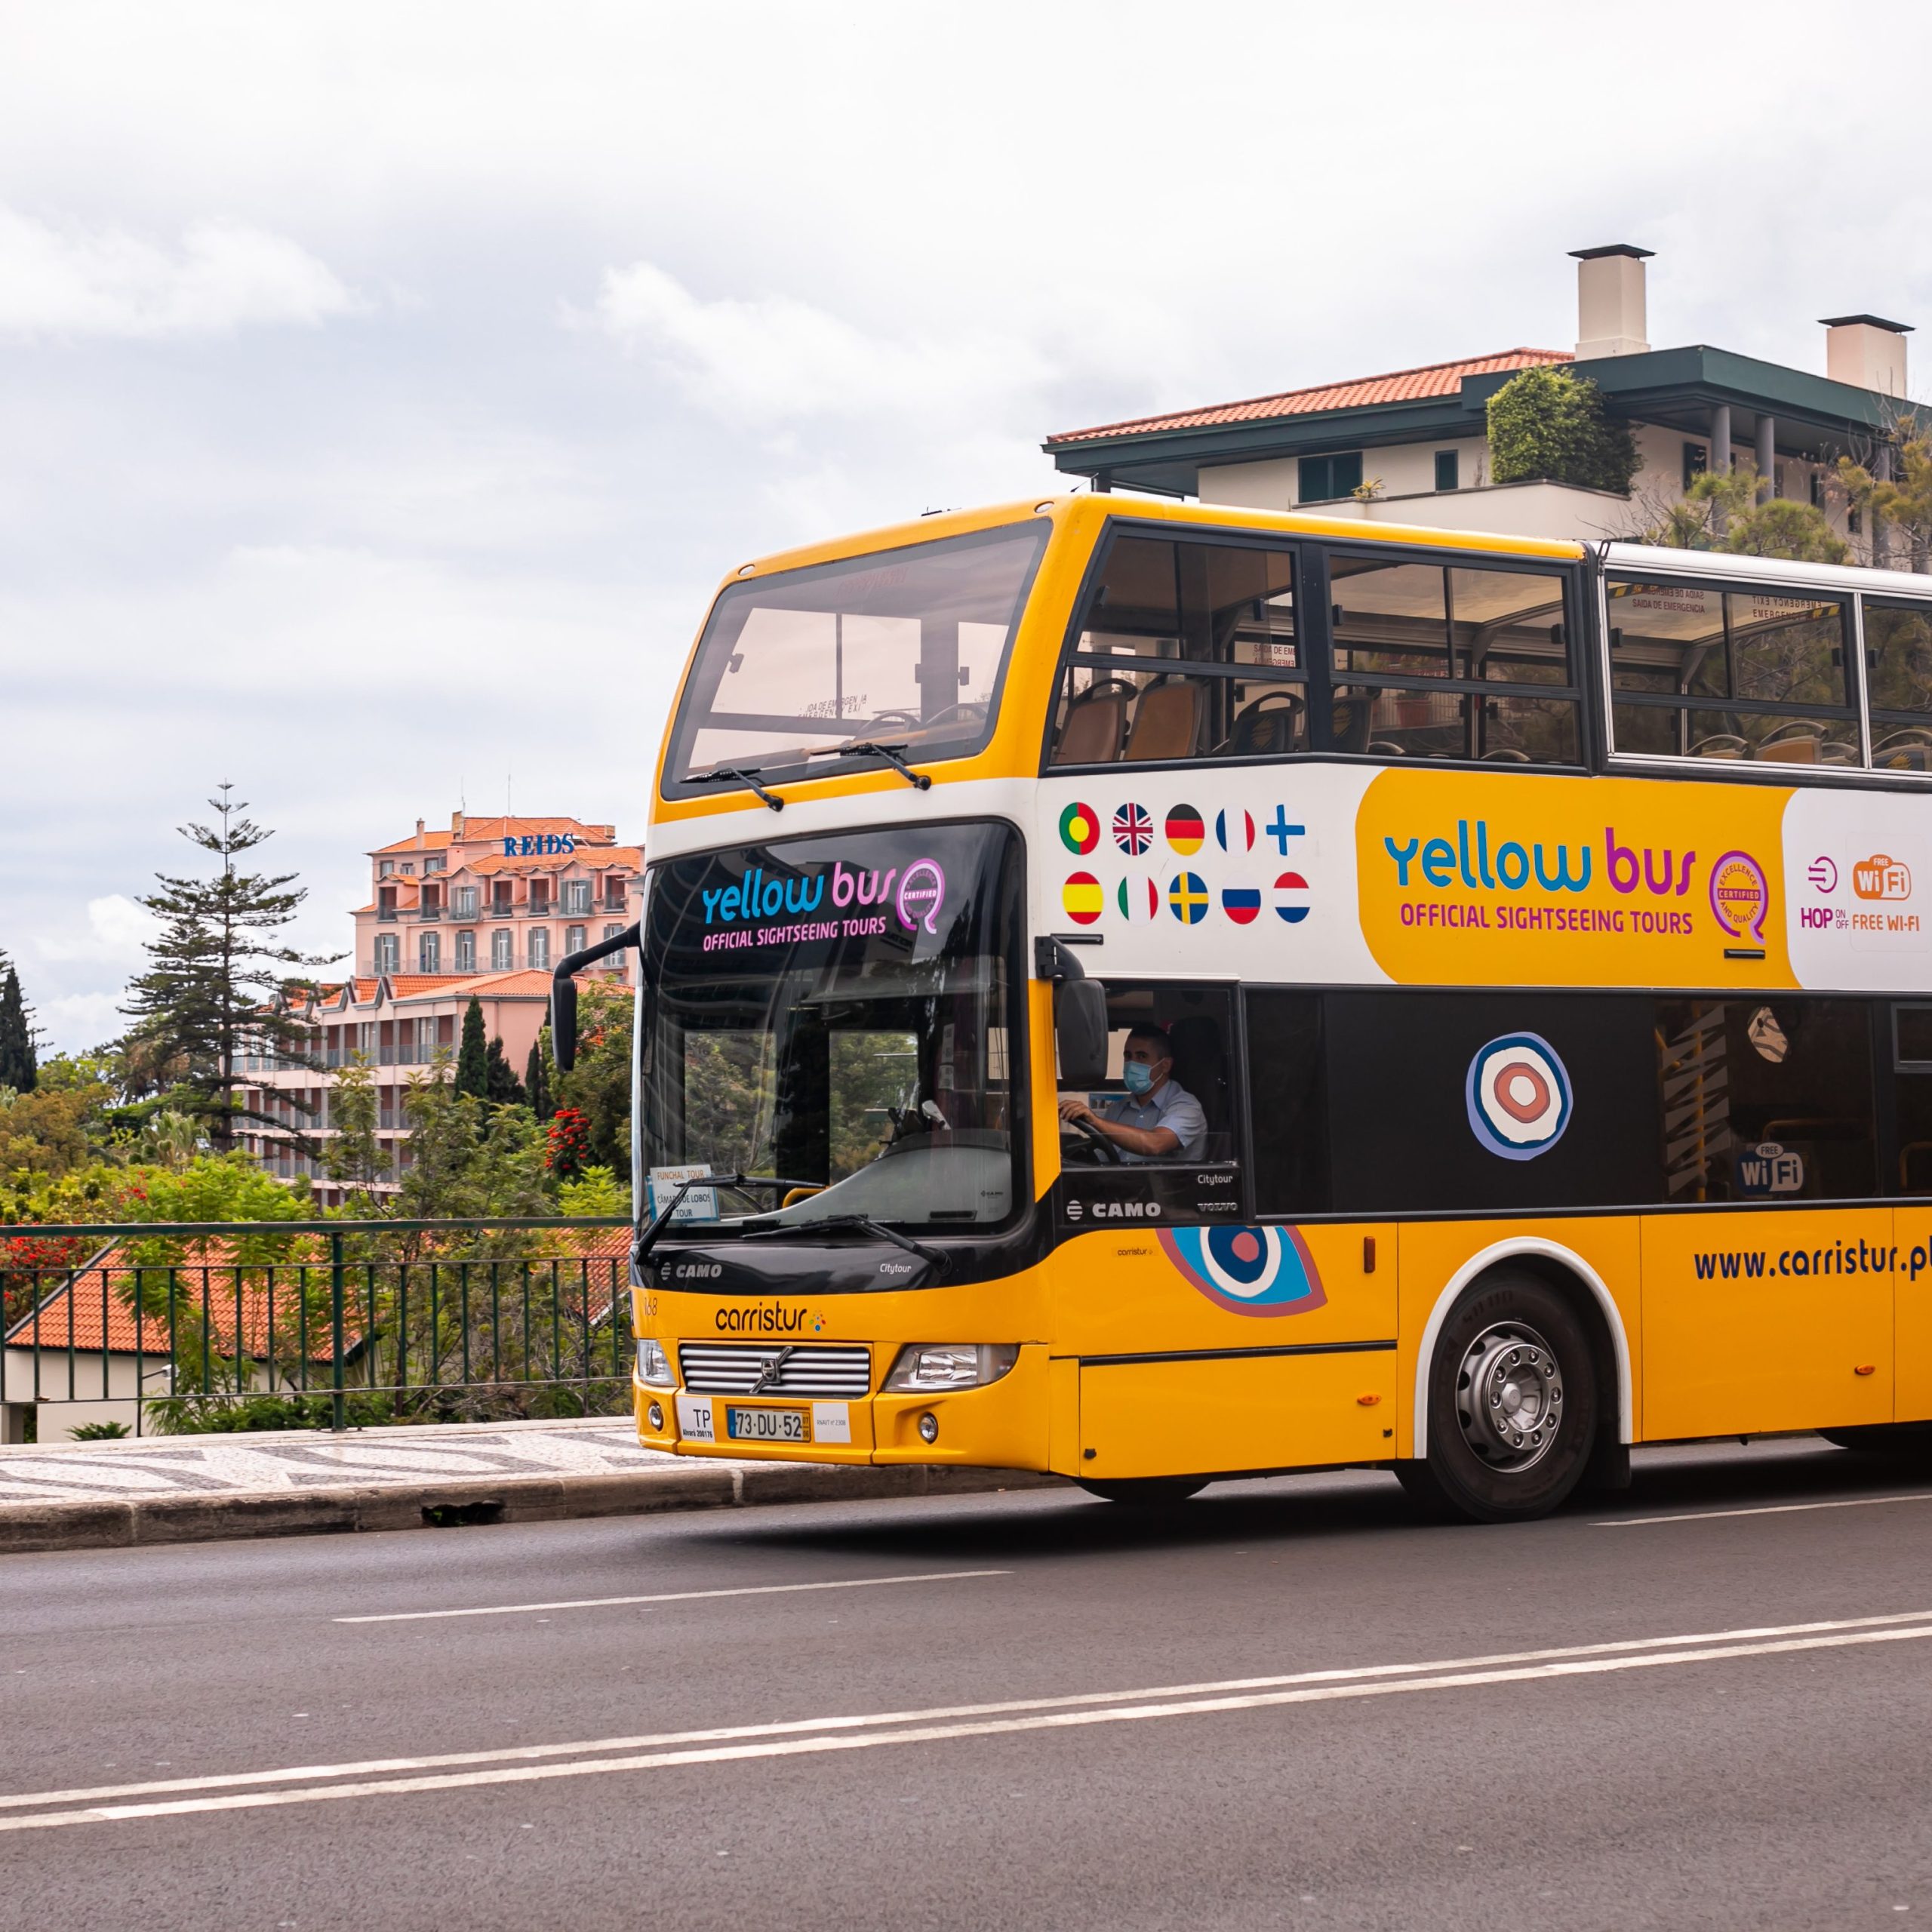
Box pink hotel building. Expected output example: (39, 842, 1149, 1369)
(240, 813, 640, 1199)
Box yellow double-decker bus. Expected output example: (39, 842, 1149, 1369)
(554, 494, 1932, 1521)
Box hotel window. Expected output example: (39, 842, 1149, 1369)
(565, 924, 586, 957)
(1298, 451, 1363, 503)
(1683, 443, 1708, 488)
(529, 928, 551, 971)
(1434, 450, 1460, 492)
(425, 855, 445, 874)
(492, 881, 512, 913)
(491, 928, 513, 971)
(605, 877, 628, 909)
(374, 934, 398, 974)
(452, 885, 478, 918)
(562, 880, 591, 915)
(602, 922, 624, 943)
(454, 930, 475, 973)
(419, 932, 441, 973)
(379, 859, 395, 877)
(530, 881, 550, 915)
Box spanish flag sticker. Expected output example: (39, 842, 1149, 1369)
(1165, 804, 1205, 855)
(1062, 872, 1104, 924)
(1058, 801, 1100, 855)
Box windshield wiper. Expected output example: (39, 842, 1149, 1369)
(633, 1174, 818, 1265)
(743, 1212, 948, 1275)
(809, 740, 932, 792)
(681, 765, 785, 811)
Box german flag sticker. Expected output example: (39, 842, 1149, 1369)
(1062, 872, 1104, 924)
(1165, 804, 1204, 855)
(1058, 801, 1100, 854)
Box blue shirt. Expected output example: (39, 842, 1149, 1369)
(1091, 1079, 1208, 1162)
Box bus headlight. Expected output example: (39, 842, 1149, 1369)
(882, 1343, 1019, 1392)
(634, 1337, 675, 1387)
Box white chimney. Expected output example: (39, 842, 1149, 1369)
(1571, 245, 1652, 360)
(1821, 315, 1911, 397)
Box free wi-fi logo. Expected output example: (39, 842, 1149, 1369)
(1853, 854, 1912, 902)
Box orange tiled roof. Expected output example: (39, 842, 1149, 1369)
(453, 816, 614, 844)
(465, 848, 641, 878)
(1046, 348, 1573, 445)
(371, 829, 455, 856)
(384, 974, 469, 997)
(386, 969, 560, 1001)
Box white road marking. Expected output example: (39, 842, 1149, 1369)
(1595, 1491, 1932, 1527)
(7, 1623, 1932, 1832)
(334, 1568, 1011, 1623)
(4, 1607, 1929, 1826)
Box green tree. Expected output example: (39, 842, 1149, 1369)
(0, 960, 38, 1094)
(324, 1051, 384, 1204)
(484, 1036, 525, 1107)
(525, 1031, 554, 1122)
(454, 996, 490, 1100)
(1651, 466, 1848, 562)
(1838, 423, 1932, 568)
(1487, 366, 1641, 494)
(395, 1053, 550, 1219)
(120, 786, 334, 1152)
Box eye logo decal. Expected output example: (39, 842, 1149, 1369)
(1466, 1032, 1572, 1161)
(1157, 1225, 1327, 1317)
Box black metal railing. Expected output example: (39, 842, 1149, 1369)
(0, 1217, 634, 1439)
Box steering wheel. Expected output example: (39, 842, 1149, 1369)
(1061, 1114, 1121, 1165)
(911, 701, 989, 731)
(863, 710, 922, 731)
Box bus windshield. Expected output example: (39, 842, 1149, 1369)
(639, 822, 1023, 1234)
(661, 521, 1048, 794)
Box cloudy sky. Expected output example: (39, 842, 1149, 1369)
(6, 2, 1932, 1050)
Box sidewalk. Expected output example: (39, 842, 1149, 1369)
(0, 1416, 1060, 1555)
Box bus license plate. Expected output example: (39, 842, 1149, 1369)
(726, 1404, 810, 1444)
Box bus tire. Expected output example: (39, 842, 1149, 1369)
(1400, 1269, 1599, 1524)
(1820, 1423, 1932, 1459)
(1077, 1478, 1208, 1506)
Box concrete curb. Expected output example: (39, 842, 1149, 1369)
(0, 1462, 1066, 1555)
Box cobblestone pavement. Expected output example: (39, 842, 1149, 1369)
(0, 1417, 755, 1503)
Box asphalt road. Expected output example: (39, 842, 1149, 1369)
(3, 1441, 1930, 1932)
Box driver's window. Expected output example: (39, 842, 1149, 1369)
(1060, 983, 1239, 1165)
(829, 1029, 918, 1180)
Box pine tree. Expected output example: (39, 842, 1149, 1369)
(483, 1036, 525, 1107)
(119, 785, 334, 1152)
(454, 995, 490, 1100)
(525, 1032, 553, 1122)
(0, 959, 37, 1094)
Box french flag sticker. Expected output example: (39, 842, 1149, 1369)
(1215, 808, 1256, 853)
(1221, 886, 1261, 924)
(1272, 872, 1312, 923)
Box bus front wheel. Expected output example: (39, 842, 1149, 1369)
(1397, 1270, 1598, 1524)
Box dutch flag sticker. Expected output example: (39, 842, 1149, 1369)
(1271, 872, 1312, 923)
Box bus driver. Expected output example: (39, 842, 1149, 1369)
(1058, 1024, 1208, 1162)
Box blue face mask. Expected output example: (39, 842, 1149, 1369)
(1122, 1061, 1155, 1097)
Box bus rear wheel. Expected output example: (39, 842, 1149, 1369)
(1398, 1270, 1598, 1524)
(1077, 1478, 1208, 1506)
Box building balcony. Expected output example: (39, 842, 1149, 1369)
(415, 907, 443, 921)
(377, 909, 398, 922)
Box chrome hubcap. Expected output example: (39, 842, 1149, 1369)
(1454, 1321, 1564, 1471)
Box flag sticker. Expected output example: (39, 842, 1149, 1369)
(1222, 886, 1261, 924)
(1062, 872, 1104, 925)
(1165, 805, 1205, 855)
(1116, 875, 1160, 921)
(1058, 802, 1100, 855)
(1112, 803, 1153, 854)
(1215, 808, 1256, 853)
(1168, 872, 1210, 924)
(1272, 872, 1312, 923)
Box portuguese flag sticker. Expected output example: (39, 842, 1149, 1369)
(1059, 801, 1100, 854)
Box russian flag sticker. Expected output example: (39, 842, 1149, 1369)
(1272, 872, 1312, 923)
(1061, 872, 1104, 924)
(1116, 875, 1161, 921)
(1222, 886, 1261, 924)
(1215, 808, 1255, 853)
(1165, 805, 1205, 855)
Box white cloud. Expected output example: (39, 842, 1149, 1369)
(0, 203, 358, 340)
(590, 261, 1052, 426)
(35, 992, 126, 1055)
(32, 895, 156, 967)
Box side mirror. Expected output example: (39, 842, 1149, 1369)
(550, 921, 641, 1075)
(1055, 979, 1109, 1088)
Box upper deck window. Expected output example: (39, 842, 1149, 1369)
(663, 521, 1048, 798)
(1865, 598, 1932, 772)
(1606, 577, 1859, 767)
(1050, 534, 1303, 764)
